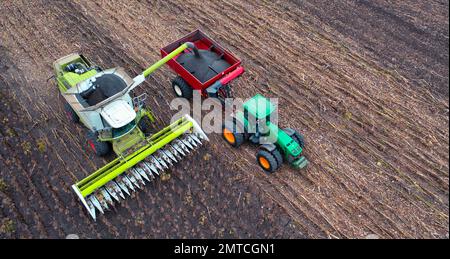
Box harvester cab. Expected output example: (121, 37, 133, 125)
(53, 43, 209, 220)
(223, 94, 308, 173)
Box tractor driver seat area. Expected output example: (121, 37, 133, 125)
(80, 73, 128, 106)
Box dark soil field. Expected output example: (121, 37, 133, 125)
(0, 0, 448, 238)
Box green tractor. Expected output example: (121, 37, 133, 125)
(53, 43, 209, 220)
(222, 94, 308, 173)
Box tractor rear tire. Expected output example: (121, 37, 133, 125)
(172, 76, 193, 99)
(256, 149, 279, 173)
(284, 128, 305, 149)
(86, 131, 110, 156)
(64, 102, 79, 123)
(222, 124, 245, 148)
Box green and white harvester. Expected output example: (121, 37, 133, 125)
(53, 43, 208, 220)
(223, 94, 308, 173)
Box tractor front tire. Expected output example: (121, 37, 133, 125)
(256, 149, 279, 174)
(64, 103, 79, 123)
(222, 124, 245, 148)
(284, 128, 305, 149)
(86, 131, 110, 156)
(172, 76, 193, 99)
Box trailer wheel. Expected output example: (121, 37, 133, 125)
(86, 131, 110, 156)
(256, 150, 279, 173)
(172, 76, 193, 99)
(64, 102, 79, 123)
(222, 124, 244, 147)
(284, 128, 305, 149)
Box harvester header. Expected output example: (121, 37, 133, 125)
(72, 115, 208, 220)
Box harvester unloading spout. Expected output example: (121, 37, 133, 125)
(129, 42, 196, 92)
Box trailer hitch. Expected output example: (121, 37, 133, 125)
(206, 66, 244, 97)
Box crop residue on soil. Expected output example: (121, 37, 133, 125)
(0, 0, 448, 238)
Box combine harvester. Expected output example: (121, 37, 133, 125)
(53, 43, 208, 220)
(223, 94, 308, 173)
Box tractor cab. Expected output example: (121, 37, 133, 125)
(243, 94, 276, 121)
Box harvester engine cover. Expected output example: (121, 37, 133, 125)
(72, 115, 209, 220)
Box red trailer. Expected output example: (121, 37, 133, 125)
(161, 30, 244, 100)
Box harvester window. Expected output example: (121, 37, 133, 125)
(112, 120, 136, 138)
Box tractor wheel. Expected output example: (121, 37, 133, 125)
(172, 76, 193, 99)
(222, 124, 245, 147)
(138, 116, 153, 136)
(64, 102, 79, 123)
(256, 149, 279, 173)
(284, 128, 305, 149)
(86, 131, 110, 156)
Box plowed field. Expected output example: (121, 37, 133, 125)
(0, 0, 448, 238)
